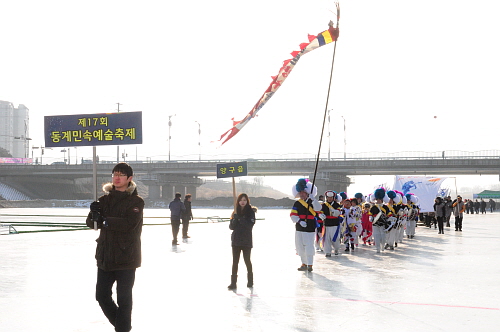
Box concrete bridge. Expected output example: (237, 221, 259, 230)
(1, 151, 499, 200)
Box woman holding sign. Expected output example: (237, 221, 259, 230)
(227, 193, 256, 290)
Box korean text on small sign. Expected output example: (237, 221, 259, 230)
(216, 161, 248, 178)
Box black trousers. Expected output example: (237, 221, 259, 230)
(171, 218, 181, 241)
(181, 217, 190, 238)
(96, 268, 136, 332)
(231, 246, 252, 275)
(437, 216, 444, 233)
(455, 216, 463, 230)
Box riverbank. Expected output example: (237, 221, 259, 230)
(0, 196, 295, 209)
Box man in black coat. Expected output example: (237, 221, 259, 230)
(181, 194, 193, 240)
(87, 162, 144, 332)
(169, 192, 185, 245)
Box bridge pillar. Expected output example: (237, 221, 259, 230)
(140, 174, 203, 200)
(162, 184, 175, 200)
(310, 172, 352, 197)
(148, 185, 161, 199)
(185, 186, 197, 200)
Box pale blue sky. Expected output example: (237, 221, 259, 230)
(1, 0, 499, 194)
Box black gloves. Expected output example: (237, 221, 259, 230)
(90, 201, 101, 212)
(90, 201, 104, 225)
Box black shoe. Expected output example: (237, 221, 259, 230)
(297, 265, 307, 271)
(394, 243, 398, 247)
(325, 253, 332, 257)
(345, 247, 350, 252)
(307, 265, 313, 272)
(228, 275, 237, 290)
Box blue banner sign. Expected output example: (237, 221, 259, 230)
(216, 161, 248, 178)
(44, 112, 142, 147)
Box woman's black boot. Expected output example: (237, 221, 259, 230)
(247, 272, 253, 288)
(228, 275, 237, 290)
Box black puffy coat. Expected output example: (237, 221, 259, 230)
(181, 199, 193, 221)
(229, 207, 255, 248)
(86, 182, 144, 271)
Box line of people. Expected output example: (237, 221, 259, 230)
(464, 198, 495, 214)
(290, 179, 424, 271)
(289, 178, 471, 272)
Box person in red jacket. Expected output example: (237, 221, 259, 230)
(361, 203, 373, 245)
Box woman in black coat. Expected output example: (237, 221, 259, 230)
(227, 193, 256, 290)
(433, 197, 446, 234)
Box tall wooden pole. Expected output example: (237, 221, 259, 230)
(311, 3, 340, 191)
(232, 177, 237, 215)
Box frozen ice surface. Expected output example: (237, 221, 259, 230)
(1, 209, 499, 331)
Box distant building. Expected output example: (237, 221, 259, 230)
(0, 100, 30, 158)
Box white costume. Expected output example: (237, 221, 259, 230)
(290, 179, 321, 270)
(405, 194, 420, 238)
(342, 205, 362, 251)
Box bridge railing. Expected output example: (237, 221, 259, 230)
(3, 150, 500, 166)
(106, 150, 500, 162)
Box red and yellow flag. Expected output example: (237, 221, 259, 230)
(217, 21, 339, 145)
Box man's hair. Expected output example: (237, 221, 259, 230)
(185, 194, 192, 199)
(175, 192, 182, 199)
(112, 163, 133, 178)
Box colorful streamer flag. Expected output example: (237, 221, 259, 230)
(216, 20, 339, 145)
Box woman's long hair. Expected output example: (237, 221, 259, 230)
(233, 193, 252, 217)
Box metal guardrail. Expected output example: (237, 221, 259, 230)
(0, 224, 18, 235)
(3, 150, 500, 165)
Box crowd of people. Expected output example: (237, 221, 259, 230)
(289, 178, 468, 273)
(81, 163, 478, 331)
(464, 198, 496, 214)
